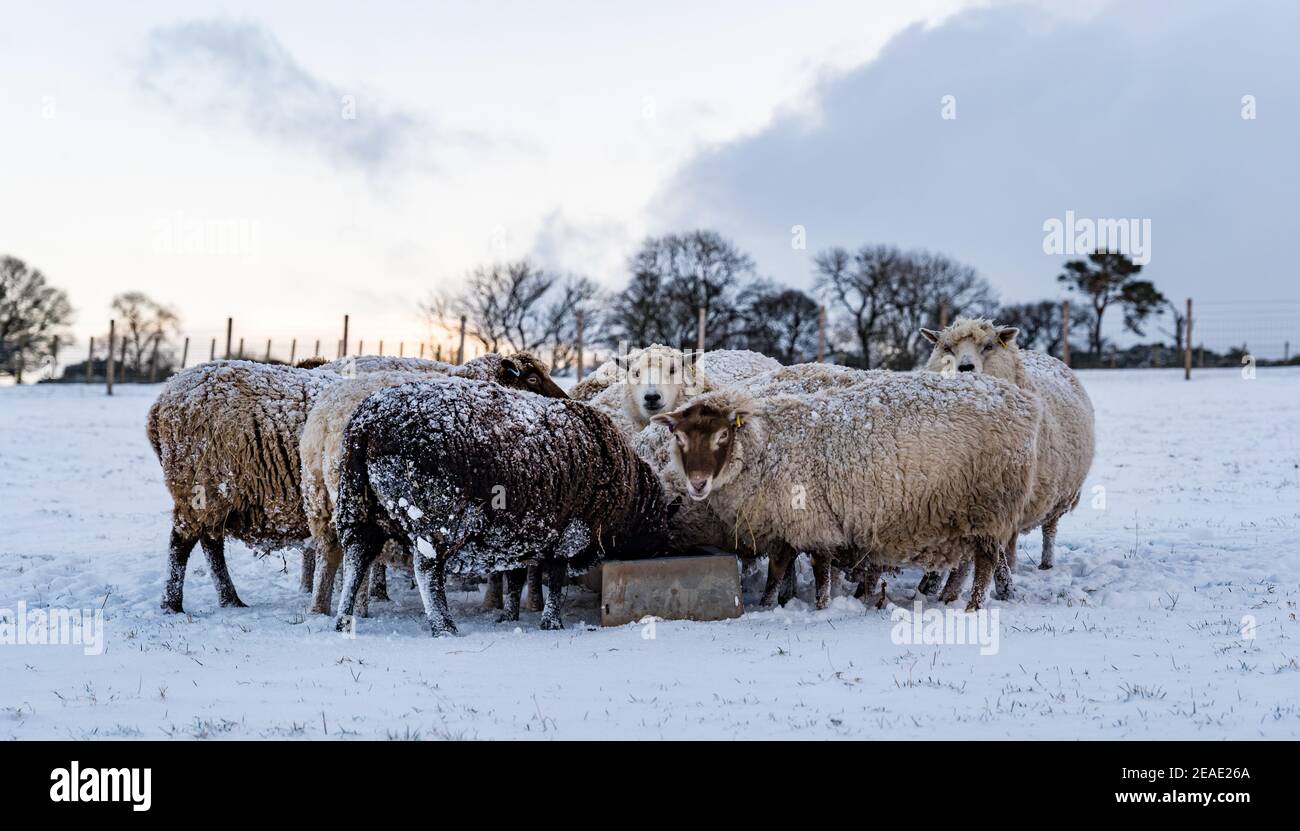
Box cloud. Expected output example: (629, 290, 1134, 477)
(137, 19, 427, 172)
(655, 0, 1300, 308)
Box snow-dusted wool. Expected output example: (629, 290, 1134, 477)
(650, 366, 1043, 611)
(147, 360, 341, 612)
(922, 318, 1096, 568)
(332, 378, 671, 635)
(578, 345, 781, 431)
(300, 353, 568, 615)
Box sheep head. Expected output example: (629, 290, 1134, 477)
(921, 318, 1024, 386)
(651, 398, 754, 501)
(616, 344, 701, 426)
(501, 352, 568, 399)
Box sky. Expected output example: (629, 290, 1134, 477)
(2, 0, 1297, 362)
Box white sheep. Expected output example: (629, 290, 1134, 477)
(921, 318, 1095, 571)
(650, 366, 1043, 611)
(579, 345, 780, 431)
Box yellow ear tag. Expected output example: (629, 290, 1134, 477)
(734, 415, 743, 428)
(999, 340, 1008, 349)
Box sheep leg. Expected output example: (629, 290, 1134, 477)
(299, 543, 315, 594)
(334, 531, 381, 633)
(524, 562, 544, 612)
(412, 548, 457, 637)
(938, 560, 972, 604)
(199, 534, 246, 608)
(1039, 517, 1059, 570)
(161, 528, 199, 613)
(538, 560, 567, 631)
(482, 572, 504, 610)
(309, 529, 341, 615)
(497, 569, 527, 623)
(761, 547, 797, 607)
(966, 539, 1000, 612)
(778, 557, 798, 605)
(993, 533, 1017, 601)
(812, 552, 833, 610)
(853, 562, 884, 600)
(916, 571, 943, 597)
(368, 563, 389, 601)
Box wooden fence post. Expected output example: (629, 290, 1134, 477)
(209, 338, 216, 361)
(265, 338, 272, 362)
(817, 305, 826, 363)
(456, 315, 467, 364)
(399, 342, 404, 357)
(106, 320, 115, 396)
(1061, 300, 1071, 367)
(85, 336, 94, 383)
(149, 339, 159, 383)
(575, 310, 585, 381)
(290, 339, 297, 365)
(119, 338, 128, 383)
(378, 340, 383, 356)
(238, 337, 244, 359)
(1184, 298, 1193, 381)
(696, 306, 706, 353)
(313, 339, 320, 358)
(419, 343, 425, 359)
(358, 340, 365, 355)
(938, 301, 949, 329)
(180, 336, 189, 370)
(342, 315, 350, 357)
(436, 344, 443, 362)
(225, 317, 233, 360)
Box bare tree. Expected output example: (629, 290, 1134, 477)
(0, 256, 75, 382)
(424, 260, 560, 355)
(884, 251, 996, 368)
(738, 281, 820, 364)
(110, 291, 179, 380)
(813, 245, 900, 369)
(609, 230, 755, 349)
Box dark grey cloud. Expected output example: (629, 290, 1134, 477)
(137, 19, 426, 171)
(657, 0, 1300, 314)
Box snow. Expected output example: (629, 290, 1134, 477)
(1, 369, 1297, 739)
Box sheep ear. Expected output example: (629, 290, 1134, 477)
(920, 328, 941, 345)
(729, 407, 756, 429)
(501, 358, 522, 379)
(650, 412, 677, 431)
(996, 327, 1019, 346)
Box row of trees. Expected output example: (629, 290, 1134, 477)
(428, 230, 1176, 371)
(1, 255, 184, 382)
(1, 236, 1182, 382)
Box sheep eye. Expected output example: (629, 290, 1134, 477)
(669, 366, 676, 375)
(716, 430, 729, 444)
(943, 346, 953, 354)
(983, 342, 994, 352)
(527, 375, 539, 386)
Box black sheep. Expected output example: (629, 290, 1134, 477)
(332, 377, 672, 635)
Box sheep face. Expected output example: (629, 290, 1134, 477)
(618, 346, 699, 424)
(652, 402, 749, 501)
(501, 353, 568, 399)
(921, 318, 1020, 382)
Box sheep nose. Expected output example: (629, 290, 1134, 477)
(689, 477, 709, 495)
(644, 392, 661, 404)
(958, 363, 975, 373)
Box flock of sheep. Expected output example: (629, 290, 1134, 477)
(145, 316, 1094, 636)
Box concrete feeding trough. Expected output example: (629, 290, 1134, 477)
(599, 551, 744, 627)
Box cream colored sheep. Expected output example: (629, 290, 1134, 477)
(580, 345, 780, 432)
(148, 361, 341, 613)
(650, 367, 1043, 611)
(921, 318, 1095, 571)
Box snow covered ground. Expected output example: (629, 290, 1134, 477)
(1, 367, 1297, 740)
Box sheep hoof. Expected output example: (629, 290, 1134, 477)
(1038, 562, 1053, 570)
(538, 615, 564, 631)
(334, 615, 353, 633)
(964, 599, 982, 613)
(428, 615, 458, 637)
(219, 596, 247, 609)
(495, 612, 520, 624)
(524, 596, 544, 613)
